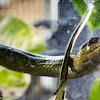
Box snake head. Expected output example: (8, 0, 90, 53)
(73, 37, 100, 77)
(81, 37, 100, 49)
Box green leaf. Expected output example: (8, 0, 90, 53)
(89, 75, 100, 100)
(0, 14, 47, 51)
(0, 67, 27, 89)
(73, 0, 100, 31)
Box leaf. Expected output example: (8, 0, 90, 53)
(73, 0, 100, 31)
(0, 67, 27, 89)
(89, 75, 100, 100)
(0, 14, 47, 51)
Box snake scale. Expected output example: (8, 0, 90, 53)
(0, 37, 100, 79)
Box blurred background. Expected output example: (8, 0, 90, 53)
(0, 0, 99, 100)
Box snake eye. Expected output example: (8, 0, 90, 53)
(81, 37, 100, 50)
(88, 37, 100, 45)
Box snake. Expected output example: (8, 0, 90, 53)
(0, 2, 99, 79)
(0, 37, 100, 79)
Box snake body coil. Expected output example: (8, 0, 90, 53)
(0, 37, 100, 78)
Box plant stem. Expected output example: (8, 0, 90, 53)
(55, 1, 94, 100)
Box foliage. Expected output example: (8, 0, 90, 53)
(0, 15, 47, 90)
(28, 43, 48, 53)
(0, 15, 47, 51)
(0, 67, 26, 89)
(73, 0, 100, 31)
(89, 75, 100, 100)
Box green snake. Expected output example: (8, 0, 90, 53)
(0, 37, 100, 79)
(0, 1, 99, 79)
